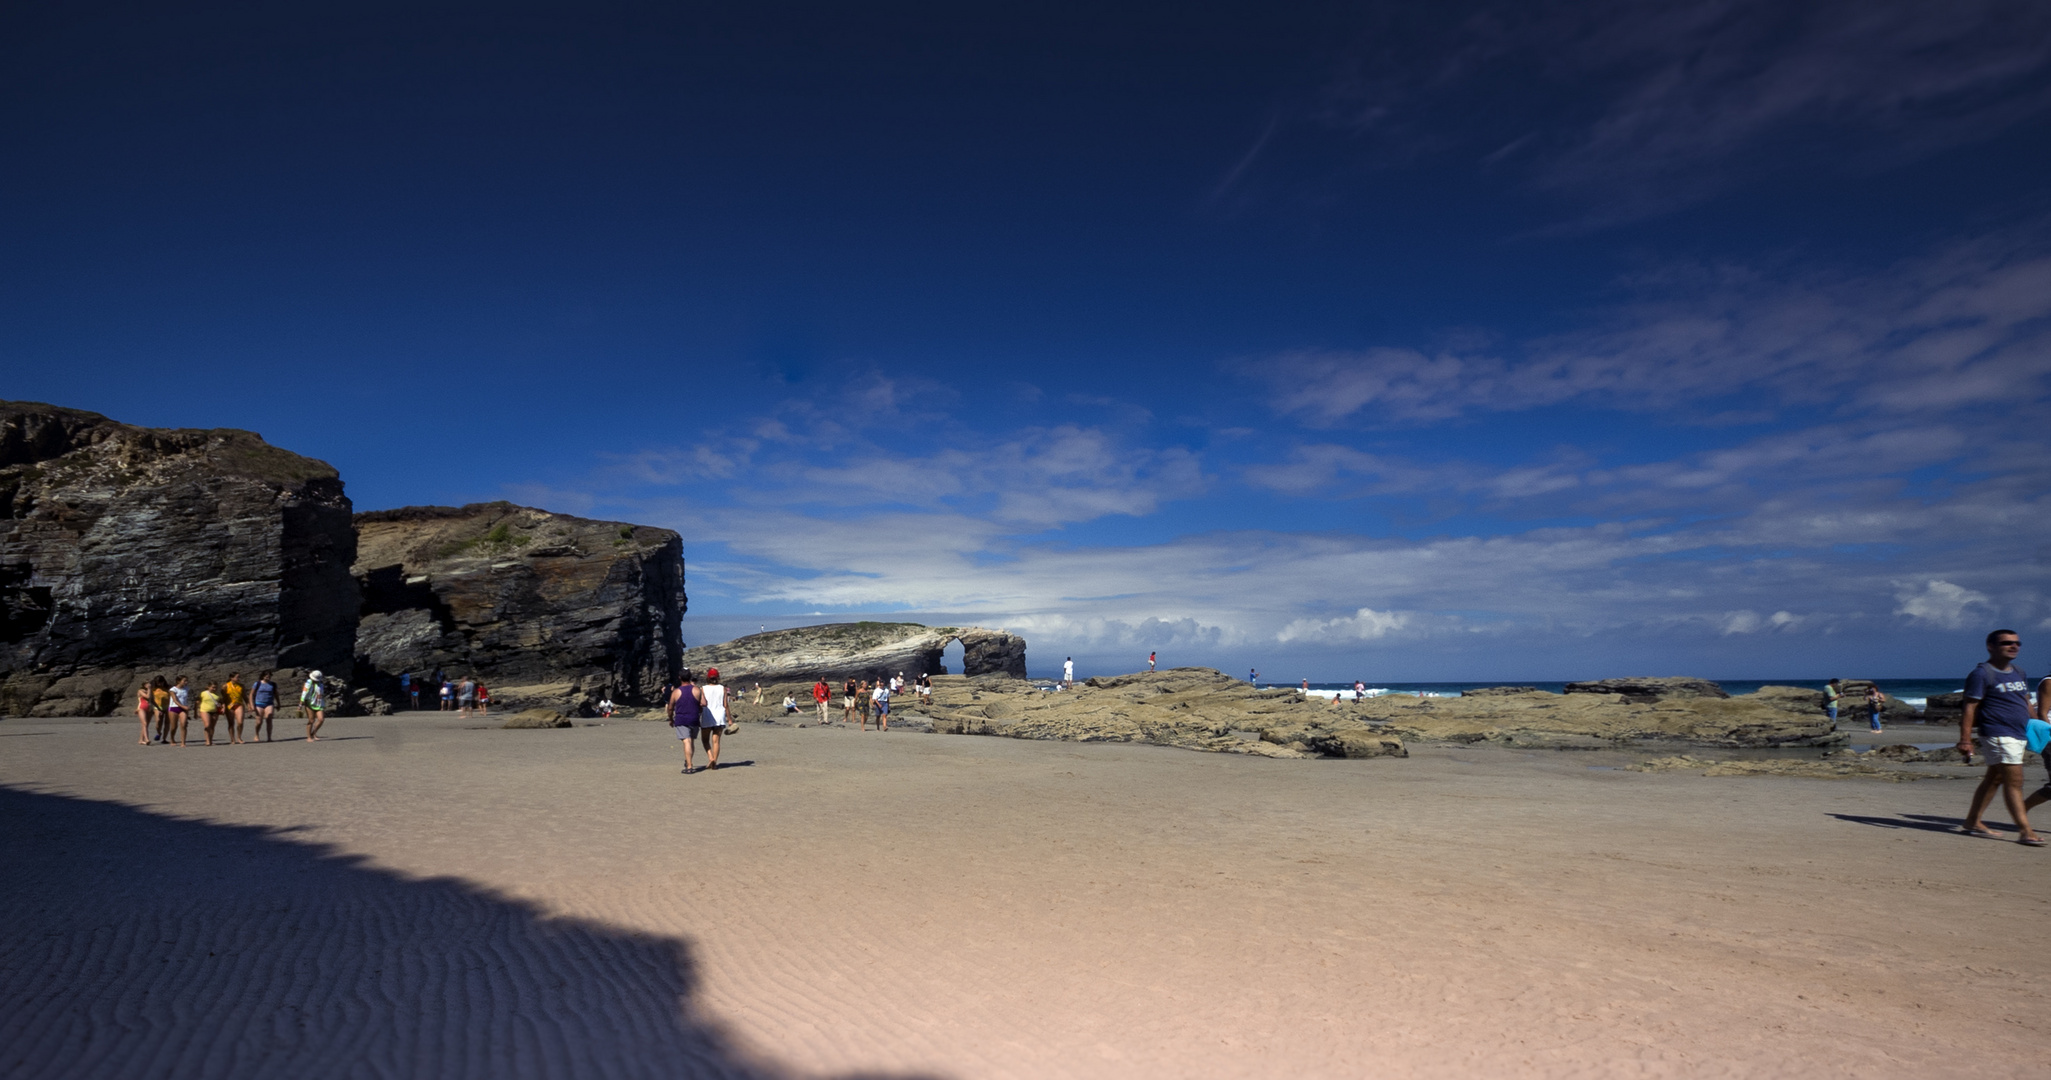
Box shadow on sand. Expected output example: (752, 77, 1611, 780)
(0, 785, 940, 1079)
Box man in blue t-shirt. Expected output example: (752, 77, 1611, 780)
(1958, 628, 2043, 845)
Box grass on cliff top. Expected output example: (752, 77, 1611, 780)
(435, 520, 535, 559)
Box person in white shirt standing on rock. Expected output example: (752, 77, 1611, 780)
(1063, 657, 1074, 687)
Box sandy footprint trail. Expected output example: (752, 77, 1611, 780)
(1, 715, 2046, 1078)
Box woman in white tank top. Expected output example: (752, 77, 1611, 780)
(696, 669, 729, 771)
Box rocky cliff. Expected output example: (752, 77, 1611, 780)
(0, 401, 357, 716)
(352, 502, 685, 705)
(677, 622, 1028, 683)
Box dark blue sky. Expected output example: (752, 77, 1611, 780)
(7, 0, 2051, 679)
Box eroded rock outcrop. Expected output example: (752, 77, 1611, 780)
(923, 668, 1843, 755)
(352, 502, 685, 706)
(1564, 677, 1729, 702)
(678, 622, 1027, 683)
(0, 401, 356, 716)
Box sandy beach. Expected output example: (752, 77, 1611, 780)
(3, 713, 2045, 1078)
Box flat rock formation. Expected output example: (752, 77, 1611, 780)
(921, 668, 1843, 755)
(1625, 755, 1942, 782)
(1462, 685, 1540, 697)
(925, 668, 1404, 758)
(678, 622, 1027, 683)
(0, 401, 356, 716)
(353, 502, 685, 707)
(1564, 676, 1730, 702)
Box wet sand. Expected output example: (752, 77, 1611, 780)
(2, 713, 2044, 1078)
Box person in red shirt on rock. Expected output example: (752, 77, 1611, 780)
(812, 679, 831, 724)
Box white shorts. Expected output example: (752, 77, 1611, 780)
(1978, 735, 2028, 766)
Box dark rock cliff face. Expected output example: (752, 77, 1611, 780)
(677, 622, 1027, 685)
(0, 401, 357, 716)
(351, 502, 685, 705)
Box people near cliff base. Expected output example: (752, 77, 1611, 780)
(168, 677, 191, 747)
(872, 681, 891, 732)
(199, 682, 223, 746)
(1866, 684, 1887, 733)
(858, 680, 875, 730)
(251, 672, 277, 742)
(136, 682, 157, 745)
(475, 682, 489, 714)
(813, 679, 831, 724)
(440, 680, 454, 711)
(224, 673, 245, 743)
(917, 673, 932, 706)
(843, 678, 858, 724)
(698, 668, 728, 770)
(1957, 630, 2042, 845)
(458, 677, 476, 715)
(669, 669, 704, 773)
(399, 671, 413, 710)
(301, 671, 327, 742)
(152, 678, 172, 742)
(782, 693, 798, 715)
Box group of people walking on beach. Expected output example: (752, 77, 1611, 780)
(395, 670, 490, 714)
(135, 670, 326, 746)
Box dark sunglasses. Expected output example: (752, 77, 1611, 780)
(1994, 640, 2021, 647)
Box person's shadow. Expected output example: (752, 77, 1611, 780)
(0, 785, 941, 1079)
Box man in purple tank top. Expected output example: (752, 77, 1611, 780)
(668, 671, 706, 774)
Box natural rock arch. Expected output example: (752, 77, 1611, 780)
(677, 623, 1027, 685)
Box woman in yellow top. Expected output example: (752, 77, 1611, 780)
(223, 674, 246, 744)
(199, 682, 224, 746)
(151, 679, 172, 743)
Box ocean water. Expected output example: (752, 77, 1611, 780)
(1287, 679, 1965, 710)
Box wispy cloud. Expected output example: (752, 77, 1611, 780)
(1323, 0, 2051, 222)
(1244, 230, 2051, 424)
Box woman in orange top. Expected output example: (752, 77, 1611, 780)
(151, 678, 172, 743)
(223, 674, 246, 744)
